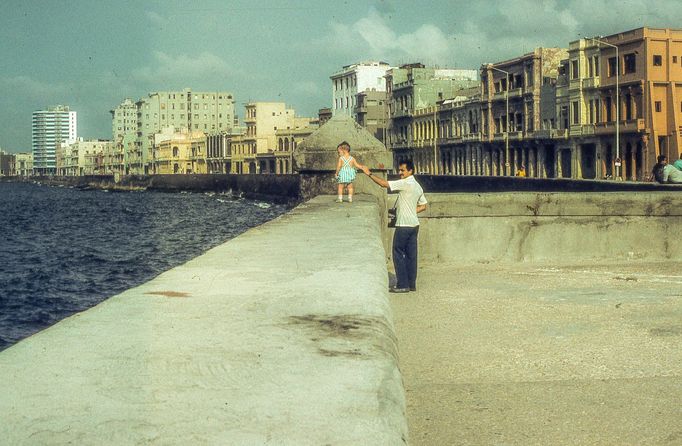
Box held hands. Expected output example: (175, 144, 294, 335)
(359, 165, 370, 175)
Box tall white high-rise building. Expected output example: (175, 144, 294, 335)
(330, 61, 392, 117)
(32, 105, 77, 175)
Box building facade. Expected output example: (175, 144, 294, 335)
(56, 138, 112, 176)
(355, 90, 389, 144)
(0, 151, 15, 176)
(593, 27, 682, 181)
(152, 128, 207, 175)
(236, 102, 312, 174)
(32, 105, 77, 175)
(14, 153, 33, 176)
(111, 89, 235, 174)
(331, 61, 391, 117)
(387, 63, 481, 169)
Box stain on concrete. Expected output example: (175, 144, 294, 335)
(287, 314, 399, 361)
(288, 314, 374, 338)
(144, 291, 191, 298)
(649, 326, 682, 337)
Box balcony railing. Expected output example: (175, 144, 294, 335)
(569, 124, 596, 137)
(462, 132, 482, 142)
(533, 129, 568, 139)
(391, 108, 413, 118)
(582, 77, 600, 89)
(594, 118, 646, 134)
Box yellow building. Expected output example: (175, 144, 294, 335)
(153, 128, 207, 174)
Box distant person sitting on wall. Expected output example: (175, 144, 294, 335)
(652, 155, 682, 183)
(663, 160, 682, 183)
(674, 153, 682, 171)
(334, 141, 363, 203)
(516, 165, 526, 177)
(651, 155, 667, 183)
(361, 160, 428, 293)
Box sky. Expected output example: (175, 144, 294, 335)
(0, 0, 679, 152)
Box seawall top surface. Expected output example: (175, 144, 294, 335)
(0, 195, 407, 445)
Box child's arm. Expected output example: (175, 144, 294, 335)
(351, 158, 363, 169)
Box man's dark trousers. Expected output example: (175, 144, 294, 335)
(393, 226, 419, 289)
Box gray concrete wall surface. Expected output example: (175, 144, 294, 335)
(0, 195, 407, 445)
(417, 192, 682, 263)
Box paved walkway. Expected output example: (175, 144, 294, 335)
(391, 262, 682, 445)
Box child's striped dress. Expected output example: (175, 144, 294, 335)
(337, 156, 356, 184)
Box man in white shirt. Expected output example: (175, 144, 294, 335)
(362, 160, 427, 293)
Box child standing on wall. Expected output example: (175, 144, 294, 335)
(334, 141, 363, 203)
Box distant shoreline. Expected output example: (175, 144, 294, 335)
(0, 174, 302, 204)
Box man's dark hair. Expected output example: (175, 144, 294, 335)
(399, 159, 415, 173)
(657, 154, 667, 163)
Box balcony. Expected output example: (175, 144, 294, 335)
(582, 77, 600, 89)
(462, 132, 482, 142)
(594, 118, 646, 135)
(569, 124, 596, 137)
(438, 136, 463, 145)
(389, 140, 411, 150)
(391, 108, 413, 119)
(534, 129, 568, 139)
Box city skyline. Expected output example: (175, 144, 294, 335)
(1, 0, 680, 152)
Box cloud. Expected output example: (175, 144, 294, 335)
(145, 11, 168, 26)
(326, 9, 454, 65)
(131, 51, 242, 85)
(292, 80, 323, 96)
(0, 75, 70, 100)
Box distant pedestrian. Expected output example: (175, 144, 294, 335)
(361, 160, 427, 293)
(516, 165, 526, 177)
(334, 141, 363, 203)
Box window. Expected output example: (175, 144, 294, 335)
(655, 101, 662, 112)
(653, 55, 662, 66)
(571, 60, 579, 79)
(674, 56, 678, 64)
(624, 53, 636, 74)
(608, 57, 617, 77)
(572, 101, 579, 124)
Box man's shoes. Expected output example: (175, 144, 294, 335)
(389, 287, 410, 293)
(409, 287, 417, 292)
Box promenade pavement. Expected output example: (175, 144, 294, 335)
(391, 261, 682, 446)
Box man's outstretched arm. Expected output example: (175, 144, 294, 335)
(360, 165, 389, 188)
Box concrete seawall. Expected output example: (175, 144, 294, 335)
(417, 191, 682, 264)
(0, 195, 407, 444)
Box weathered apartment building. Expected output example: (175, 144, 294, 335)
(56, 138, 113, 176)
(15, 153, 33, 176)
(389, 27, 682, 182)
(109, 89, 236, 174)
(0, 150, 16, 176)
